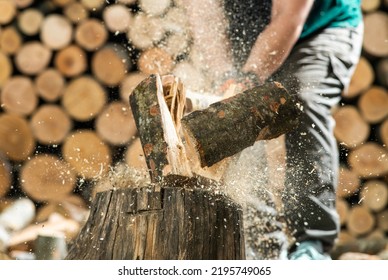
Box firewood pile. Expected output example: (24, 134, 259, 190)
(0, 0, 387, 259)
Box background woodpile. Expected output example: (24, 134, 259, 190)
(0, 0, 387, 259)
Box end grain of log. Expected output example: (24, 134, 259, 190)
(0, 0, 16, 25)
(17, 9, 44, 36)
(119, 72, 148, 103)
(360, 180, 388, 212)
(380, 119, 388, 148)
(0, 27, 21, 55)
(361, 0, 381, 12)
(347, 205, 375, 237)
(336, 198, 349, 226)
(54, 45, 87, 77)
(30, 104, 73, 145)
(20, 154, 76, 202)
(363, 11, 388, 57)
(62, 130, 111, 179)
(75, 18, 108, 51)
(40, 14, 73, 50)
(91, 45, 130, 86)
(1, 76, 38, 116)
(0, 51, 12, 87)
(333, 105, 370, 148)
(139, 0, 171, 16)
(358, 86, 388, 124)
(15, 41, 52, 75)
(376, 58, 388, 88)
(64, 2, 89, 23)
(348, 142, 388, 178)
(344, 57, 374, 98)
(0, 157, 11, 197)
(81, 0, 104, 10)
(96, 101, 137, 145)
(337, 166, 361, 198)
(376, 209, 388, 231)
(0, 114, 35, 161)
(52, 0, 74, 7)
(35, 68, 65, 102)
(102, 4, 132, 33)
(62, 76, 107, 121)
(125, 138, 148, 171)
(138, 47, 173, 75)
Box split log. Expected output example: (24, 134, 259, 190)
(119, 72, 148, 103)
(75, 18, 108, 51)
(40, 14, 73, 50)
(0, 157, 11, 197)
(358, 86, 388, 124)
(102, 4, 132, 33)
(139, 0, 171, 16)
(0, 0, 16, 25)
(344, 56, 374, 98)
(0, 26, 21, 55)
(35, 68, 65, 102)
(15, 41, 52, 75)
(91, 44, 130, 86)
(54, 45, 87, 77)
(360, 180, 388, 212)
(337, 166, 361, 198)
(64, 2, 89, 23)
(361, 0, 381, 12)
(17, 9, 44, 36)
(66, 175, 245, 260)
(380, 119, 388, 148)
(30, 104, 73, 145)
(347, 205, 375, 237)
(127, 13, 165, 50)
(348, 142, 388, 178)
(363, 11, 388, 57)
(333, 105, 370, 148)
(1, 76, 38, 116)
(0, 113, 35, 161)
(0, 51, 12, 87)
(181, 81, 301, 167)
(137, 47, 174, 75)
(62, 76, 107, 121)
(62, 130, 112, 179)
(20, 154, 77, 202)
(376, 58, 388, 88)
(96, 101, 137, 145)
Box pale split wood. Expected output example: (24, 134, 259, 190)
(15, 41, 52, 75)
(35, 68, 65, 102)
(40, 14, 73, 50)
(30, 104, 73, 145)
(20, 154, 77, 202)
(17, 8, 44, 36)
(0, 113, 35, 161)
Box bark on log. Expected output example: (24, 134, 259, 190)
(1, 76, 38, 116)
(347, 205, 375, 237)
(35, 68, 65, 102)
(337, 166, 361, 198)
(62, 76, 107, 121)
(15, 41, 52, 75)
(30, 104, 72, 145)
(360, 180, 388, 212)
(363, 11, 388, 57)
(0, 113, 35, 161)
(333, 105, 370, 148)
(358, 86, 388, 124)
(66, 175, 245, 260)
(17, 8, 44, 36)
(40, 14, 73, 50)
(0, 26, 21, 55)
(0, 51, 12, 88)
(75, 18, 108, 51)
(20, 154, 76, 202)
(182, 81, 301, 167)
(54, 45, 87, 78)
(344, 57, 374, 98)
(96, 101, 137, 145)
(348, 142, 388, 178)
(102, 4, 132, 33)
(62, 130, 111, 179)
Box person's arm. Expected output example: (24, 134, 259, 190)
(181, 0, 234, 82)
(242, 0, 314, 83)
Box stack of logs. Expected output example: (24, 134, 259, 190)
(331, 0, 388, 259)
(0, 0, 387, 259)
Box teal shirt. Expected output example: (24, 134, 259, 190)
(300, 0, 362, 39)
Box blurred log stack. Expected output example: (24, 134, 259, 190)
(0, 0, 387, 259)
(332, 0, 388, 259)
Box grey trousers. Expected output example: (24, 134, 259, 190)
(272, 25, 363, 251)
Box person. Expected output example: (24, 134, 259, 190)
(182, 0, 363, 260)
